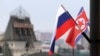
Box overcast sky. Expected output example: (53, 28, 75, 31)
(0, 0, 90, 33)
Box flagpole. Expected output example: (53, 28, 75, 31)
(61, 5, 91, 43)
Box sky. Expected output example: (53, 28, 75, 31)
(0, 0, 90, 33)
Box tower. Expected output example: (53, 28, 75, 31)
(4, 6, 37, 48)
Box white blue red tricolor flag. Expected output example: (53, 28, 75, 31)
(66, 7, 89, 48)
(48, 5, 75, 56)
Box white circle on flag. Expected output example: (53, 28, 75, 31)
(75, 18, 85, 30)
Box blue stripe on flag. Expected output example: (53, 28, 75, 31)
(77, 7, 83, 16)
(57, 12, 72, 28)
(75, 28, 88, 43)
(49, 37, 56, 53)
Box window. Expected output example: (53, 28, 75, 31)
(15, 28, 21, 35)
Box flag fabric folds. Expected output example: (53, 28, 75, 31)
(48, 5, 75, 55)
(55, 5, 75, 40)
(66, 7, 89, 48)
(48, 38, 56, 56)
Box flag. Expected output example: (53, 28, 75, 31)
(48, 38, 56, 56)
(48, 5, 76, 55)
(66, 7, 89, 48)
(75, 7, 89, 43)
(55, 5, 75, 40)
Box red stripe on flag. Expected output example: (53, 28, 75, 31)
(48, 51, 53, 56)
(66, 27, 75, 47)
(55, 19, 75, 40)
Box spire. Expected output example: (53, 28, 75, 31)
(10, 6, 30, 19)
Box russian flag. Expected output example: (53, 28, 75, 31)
(55, 5, 76, 40)
(48, 5, 75, 56)
(66, 7, 89, 48)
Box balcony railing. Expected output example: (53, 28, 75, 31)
(13, 22, 33, 28)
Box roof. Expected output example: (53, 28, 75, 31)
(10, 6, 30, 19)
